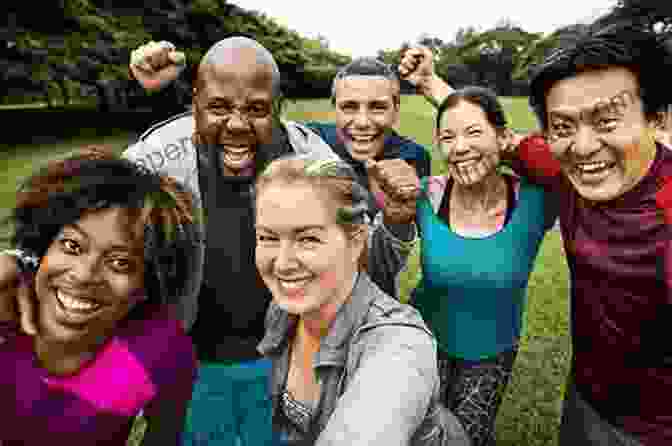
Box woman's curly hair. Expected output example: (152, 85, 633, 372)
(5, 146, 201, 318)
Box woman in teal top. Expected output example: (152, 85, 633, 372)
(410, 86, 558, 446)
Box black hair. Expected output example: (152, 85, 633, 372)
(331, 57, 400, 106)
(529, 21, 672, 129)
(435, 85, 508, 132)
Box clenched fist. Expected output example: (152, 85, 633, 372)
(129, 40, 186, 92)
(398, 45, 435, 91)
(0, 253, 38, 335)
(366, 159, 420, 225)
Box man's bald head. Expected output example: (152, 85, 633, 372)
(196, 36, 281, 96)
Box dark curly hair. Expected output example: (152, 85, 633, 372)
(5, 146, 201, 319)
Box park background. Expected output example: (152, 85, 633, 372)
(1, 1, 669, 445)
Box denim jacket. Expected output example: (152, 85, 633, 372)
(257, 272, 470, 446)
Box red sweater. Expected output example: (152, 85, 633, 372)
(517, 135, 672, 445)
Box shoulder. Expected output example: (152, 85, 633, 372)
(283, 120, 338, 160)
(138, 111, 195, 143)
(123, 113, 198, 190)
(355, 274, 434, 346)
(120, 306, 196, 380)
(422, 175, 449, 213)
(124, 112, 196, 169)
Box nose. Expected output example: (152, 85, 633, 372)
(273, 240, 300, 273)
(226, 111, 252, 133)
(444, 135, 469, 159)
(69, 255, 104, 285)
(352, 109, 372, 129)
(572, 124, 602, 158)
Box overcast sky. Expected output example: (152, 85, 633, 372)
(238, 0, 617, 57)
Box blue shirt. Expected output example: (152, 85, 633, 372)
(412, 175, 556, 360)
(304, 122, 431, 179)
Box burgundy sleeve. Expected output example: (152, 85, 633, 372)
(656, 180, 672, 306)
(510, 134, 563, 190)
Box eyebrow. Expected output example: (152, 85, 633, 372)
(439, 124, 482, 134)
(548, 90, 635, 119)
(255, 225, 326, 234)
(62, 224, 133, 253)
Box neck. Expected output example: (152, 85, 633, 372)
(300, 271, 359, 340)
(452, 171, 506, 213)
(33, 336, 103, 376)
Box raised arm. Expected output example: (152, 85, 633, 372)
(398, 45, 455, 108)
(128, 41, 193, 114)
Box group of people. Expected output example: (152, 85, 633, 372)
(1, 15, 672, 446)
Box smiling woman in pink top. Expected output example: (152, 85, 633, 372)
(0, 147, 198, 445)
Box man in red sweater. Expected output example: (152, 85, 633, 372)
(518, 22, 672, 446)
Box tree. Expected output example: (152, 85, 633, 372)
(1, 0, 353, 107)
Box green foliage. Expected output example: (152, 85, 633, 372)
(1, 1, 352, 106)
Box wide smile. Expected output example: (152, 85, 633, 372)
(52, 288, 106, 325)
(452, 157, 483, 169)
(275, 276, 314, 298)
(571, 160, 617, 184)
(221, 145, 255, 166)
(349, 134, 379, 143)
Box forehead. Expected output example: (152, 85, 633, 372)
(545, 66, 639, 113)
(256, 182, 336, 229)
(65, 208, 136, 246)
(197, 51, 274, 100)
(440, 100, 489, 130)
(334, 75, 397, 102)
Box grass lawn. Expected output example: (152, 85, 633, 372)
(1, 95, 571, 446)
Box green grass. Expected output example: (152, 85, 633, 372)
(2, 96, 570, 446)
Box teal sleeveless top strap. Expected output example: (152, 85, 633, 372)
(412, 175, 553, 360)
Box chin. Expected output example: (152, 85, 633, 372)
(347, 140, 385, 161)
(569, 179, 627, 202)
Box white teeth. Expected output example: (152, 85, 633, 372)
(56, 290, 100, 312)
(278, 278, 311, 291)
(352, 136, 375, 142)
(455, 159, 480, 168)
(576, 162, 610, 173)
(224, 148, 252, 163)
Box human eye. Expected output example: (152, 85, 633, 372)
(208, 102, 233, 115)
(550, 120, 574, 137)
(467, 128, 483, 137)
(595, 115, 620, 131)
(59, 238, 82, 255)
(340, 102, 357, 112)
(440, 133, 455, 143)
(256, 233, 278, 244)
(109, 257, 133, 273)
(371, 102, 389, 112)
(299, 235, 322, 246)
(247, 102, 270, 118)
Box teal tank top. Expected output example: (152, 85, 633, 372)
(412, 175, 552, 360)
